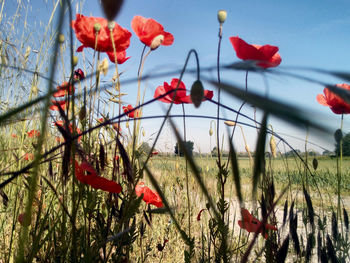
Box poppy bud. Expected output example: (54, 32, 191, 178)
(79, 106, 86, 121)
(217, 10, 227, 24)
(72, 56, 78, 66)
(224, 121, 236, 126)
(150, 35, 165, 50)
(334, 129, 343, 143)
(190, 80, 204, 108)
(245, 144, 250, 153)
(312, 158, 318, 170)
(126, 121, 129, 129)
(32, 86, 38, 96)
(270, 136, 277, 158)
(58, 33, 65, 44)
(209, 128, 213, 136)
(100, 0, 124, 21)
(94, 23, 101, 33)
(142, 130, 145, 137)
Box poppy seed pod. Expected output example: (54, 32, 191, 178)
(94, 23, 101, 33)
(108, 21, 115, 31)
(58, 33, 65, 44)
(190, 80, 204, 108)
(72, 56, 78, 66)
(217, 10, 227, 24)
(79, 106, 86, 121)
(100, 0, 124, 21)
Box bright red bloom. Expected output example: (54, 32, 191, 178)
(74, 68, 85, 81)
(131, 16, 174, 49)
(53, 82, 75, 97)
(123, 104, 139, 118)
(24, 153, 34, 161)
(150, 151, 159, 157)
(107, 50, 130, 64)
(27, 129, 40, 138)
(316, 84, 350, 114)
(229, 36, 281, 68)
(238, 208, 277, 239)
(154, 78, 213, 104)
(50, 100, 67, 111)
(74, 160, 122, 193)
(72, 14, 131, 53)
(135, 182, 163, 208)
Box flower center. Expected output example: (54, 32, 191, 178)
(150, 35, 164, 50)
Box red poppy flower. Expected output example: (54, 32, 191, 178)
(53, 82, 75, 97)
(150, 151, 159, 157)
(135, 182, 163, 208)
(50, 100, 67, 111)
(131, 16, 174, 50)
(229, 36, 282, 68)
(27, 129, 40, 138)
(72, 14, 131, 53)
(123, 104, 139, 118)
(74, 68, 85, 81)
(24, 153, 34, 161)
(316, 84, 350, 114)
(74, 160, 122, 193)
(107, 50, 130, 64)
(11, 134, 17, 138)
(238, 208, 277, 239)
(154, 78, 213, 104)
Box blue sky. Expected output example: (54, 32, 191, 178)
(4, 0, 350, 153)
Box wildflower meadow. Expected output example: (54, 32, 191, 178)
(0, 0, 350, 262)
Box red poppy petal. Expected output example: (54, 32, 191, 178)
(316, 94, 329, 106)
(230, 36, 264, 61)
(162, 32, 174, 46)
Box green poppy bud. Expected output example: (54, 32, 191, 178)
(334, 129, 343, 143)
(72, 56, 78, 66)
(58, 33, 65, 44)
(217, 10, 227, 24)
(190, 80, 204, 108)
(108, 21, 115, 31)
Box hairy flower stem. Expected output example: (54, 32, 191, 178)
(337, 114, 344, 222)
(216, 22, 223, 169)
(182, 103, 191, 238)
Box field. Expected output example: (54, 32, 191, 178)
(1, 0, 350, 262)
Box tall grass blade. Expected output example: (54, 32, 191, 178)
(276, 236, 289, 263)
(326, 234, 338, 263)
(303, 186, 315, 229)
(228, 136, 242, 205)
(252, 113, 267, 199)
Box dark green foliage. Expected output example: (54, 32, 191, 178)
(305, 233, 315, 263)
(327, 234, 338, 263)
(282, 200, 288, 226)
(332, 212, 339, 240)
(174, 140, 194, 156)
(276, 236, 289, 263)
(303, 186, 315, 229)
(343, 208, 349, 231)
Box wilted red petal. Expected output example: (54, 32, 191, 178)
(197, 208, 207, 221)
(135, 182, 163, 207)
(72, 14, 131, 53)
(131, 15, 174, 48)
(229, 36, 281, 69)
